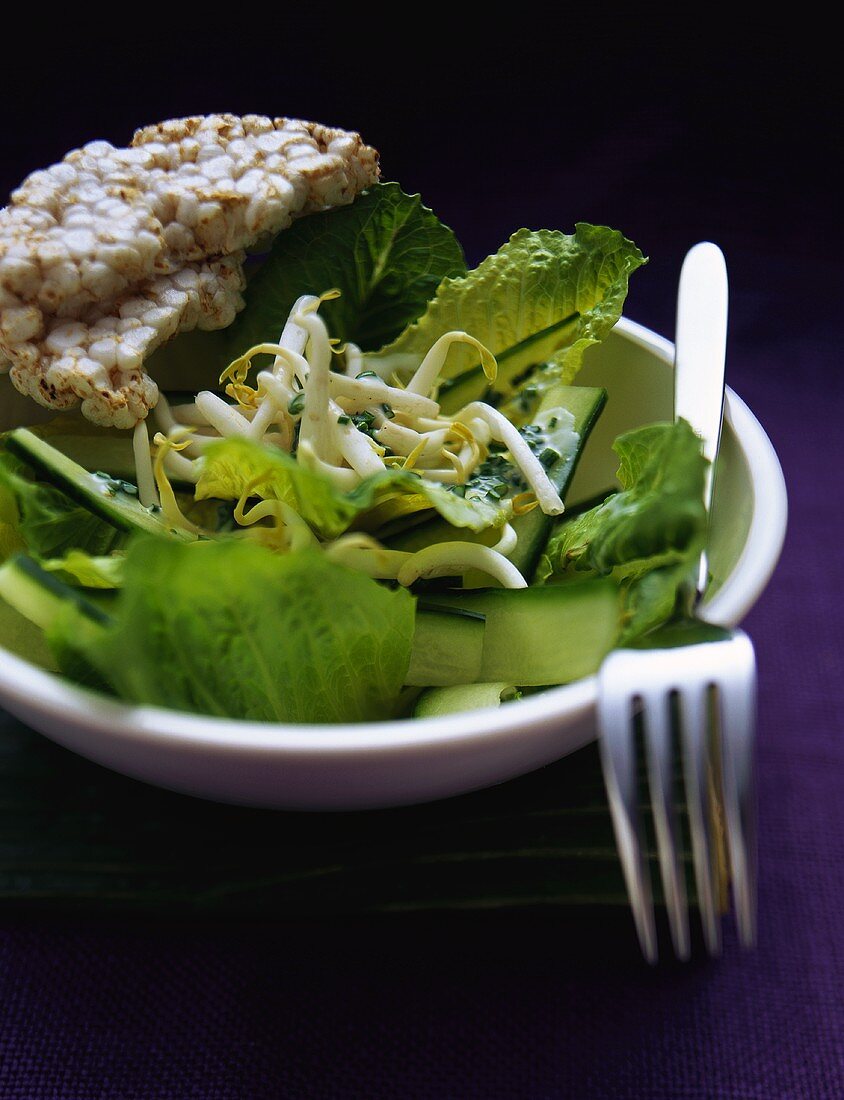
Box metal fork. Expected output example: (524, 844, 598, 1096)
(597, 242, 757, 962)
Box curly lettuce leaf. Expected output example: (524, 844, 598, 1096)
(223, 182, 467, 356)
(369, 224, 646, 392)
(197, 437, 504, 539)
(0, 449, 123, 562)
(539, 420, 707, 642)
(73, 538, 415, 723)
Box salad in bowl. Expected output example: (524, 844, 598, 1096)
(0, 113, 754, 746)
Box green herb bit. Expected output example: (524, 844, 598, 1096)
(539, 447, 560, 468)
(337, 414, 351, 426)
(288, 392, 306, 415)
(518, 424, 545, 449)
(355, 370, 379, 380)
(351, 410, 378, 437)
(381, 403, 395, 419)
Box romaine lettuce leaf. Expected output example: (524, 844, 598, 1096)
(0, 475, 26, 561)
(74, 538, 415, 723)
(538, 420, 707, 642)
(41, 550, 124, 589)
(222, 182, 467, 356)
(196, 437, 504, 539)
(369, 224, 646, 392)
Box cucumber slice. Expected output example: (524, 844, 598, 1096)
(5, 429, 194, 541)
(0, 554, 110, 631)
(413, 682, 516, 718)
(508, 384, 606, 580)
(0, 591, 58, 669)
(405, 606, 485, 687)
(437, 311, 581, 415)
(0, 554, 114, 689)
(423, 580, 619, 685)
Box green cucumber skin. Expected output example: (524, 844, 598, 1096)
(422, 581, 619, 686)
(413, 682, 514, 718)
(0, 554, 110, 631)
(5, 429, 192, 541)
(437, 312, 581, 416)
(406, 608, 485, 687)
(508, 385, 607, 581)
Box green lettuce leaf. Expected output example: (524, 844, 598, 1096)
(222, 182, 467, 356)
(0, 474, 26, 562)
(539, 420, 707, 642)
(0, 449, 123, 561)
(369, 224, 646, 393)
(74, 538, 415, 723)
(196, 437, 504, 539)
(41, 550, 124, 589)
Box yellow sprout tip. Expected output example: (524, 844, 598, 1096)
(480, 347, 498, 383)
(449, 421, 475, 445)
(403, 439, 427, 471)
(511, 492, 540, 516)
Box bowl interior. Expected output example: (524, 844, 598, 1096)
(0, 318, 788, 808)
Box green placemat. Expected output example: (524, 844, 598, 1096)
(0, 708, 694, 917)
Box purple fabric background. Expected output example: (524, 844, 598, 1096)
(0, 17, 840, 1098)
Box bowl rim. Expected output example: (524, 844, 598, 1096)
(0, 317, 788, 757)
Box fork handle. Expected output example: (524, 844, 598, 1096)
(673, 242, 729, 598)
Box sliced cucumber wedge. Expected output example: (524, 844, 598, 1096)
(0, 553, 110, 630)
(5, 429, 194, 541)
(508, 383, 606, 580)
(406, 605, 485, 687)
(422, 580, 619, 686)
(413, 682, 517, 718)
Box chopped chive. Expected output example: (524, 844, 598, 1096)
(539, 447, 560, 468)
(548, 416, 558, 429)
(381, 403, 395, 419)
(288, 392, 305, 415)
(351, 410, 377, 437)
(355, 370, 379, 380)
(337, 414, 351, 426)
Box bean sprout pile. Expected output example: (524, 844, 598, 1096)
(134, 292, 574, 589)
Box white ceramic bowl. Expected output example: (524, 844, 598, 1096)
(0, 318, 787, 810)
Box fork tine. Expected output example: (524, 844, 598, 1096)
(641, 689, 691, 960)
(715, 631, 758, 948)
(678, 683, 722, 956)
(597, 654, 658, 964)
